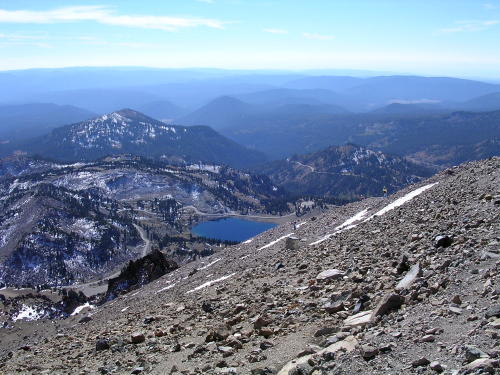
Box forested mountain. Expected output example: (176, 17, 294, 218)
(9, 109, 266, 169)
(460, 92, 500, 112)
(258, 144, 432, 200)
(224, 109, 500, 167)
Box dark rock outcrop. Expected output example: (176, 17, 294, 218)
(104, 249, 178, 301)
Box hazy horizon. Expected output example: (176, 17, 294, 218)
(1, 1, 500, 78)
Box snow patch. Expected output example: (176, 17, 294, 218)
(186, 273, 236, 294)
(157, 283, 176, 293)
(365, 183, 438, 220)
(70, 302, 95, 316)
(310, 209, 369, 246)
(198, 258, 222, 271)
(258, 233, 294, 251)
(12, 305, 43, 321)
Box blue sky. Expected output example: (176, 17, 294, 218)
(0, 0, 499, 77)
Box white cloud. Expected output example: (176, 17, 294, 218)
(303, 32, 335, 40)
(0, 33, 50, 48)
(440, 20, 499, 33)
(0, 33, 46, 40)
(263, 28, 288, 34)
(0, 6, 226, 31)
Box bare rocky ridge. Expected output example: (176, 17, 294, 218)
(0, 157, 498, 374)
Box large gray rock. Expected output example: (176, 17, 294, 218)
(396, 263, 422, 291)
(316, 269, 344, 281)
(372, 293, 405, 318)
(285, 237, 300, 250)
(277, 336, 358, 375)
(344, 310, 373, 327)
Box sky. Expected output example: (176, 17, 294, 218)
(0, 0, 499, 78)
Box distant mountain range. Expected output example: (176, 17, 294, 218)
(3, 68, 500, 115)
(3, 109, 266, 169)
(223, 109, 500, 167)
(0, 103, 95, 142)
(179, 94, 348, 130)
(0, 68, 498, 172)
(259, 144, 432, 200)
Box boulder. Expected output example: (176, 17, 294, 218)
(316, 269, 344, 281)
(95, 339, 109, 351)
(396, 263, 422, 291)
(412, 357, 430, 367)
(360, 345, 379, 360)
(465, 358, 498, 371)
(131, 332, 145, 344)
(464, 345, 489, 363)
(323, 300, 344, 314)
(434, 235, 453, 248)
(285, 237, 300, 250)
(277, 336, 358, 375)
(344, 310, 373, 327)
(372, 294, 405, 318)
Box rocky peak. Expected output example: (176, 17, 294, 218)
(104, 249, 178, 301)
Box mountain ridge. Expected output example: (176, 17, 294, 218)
(258, 143, 433, 200)
(10, 109, 267, 169)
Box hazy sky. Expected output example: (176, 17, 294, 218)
(0, 0, 499, 77)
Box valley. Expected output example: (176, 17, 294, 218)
(0, 154, 289, 288)
(0, 67, 498, 375)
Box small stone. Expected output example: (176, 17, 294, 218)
(314, 327, 337, 337)
(259, 341, 274, 350)
(434, 235, 453, 248)
(131, 367, 144, 374)
(218, 346, 234, 357)
(323, 301, 344, 314)
(451, 295, 462, 305)
(95, 339, 110, 351)
(396, 263, 422, 291)
(485, 304, 500, 318)
(421, 335, 435, 342)
(206, 327, 230, 343)
(253, 314, 273, 330)
(131, 332, 145, 344)
(465, 358, 497, 371)
(259, 327, 273, 338)
(430, 361, 444, 373)
(449, 306, 462, 314)
(412, 357, 430, 367)
(360, 345, 379, 360)
(464, 345, 489, 363)
(79, 316, 92, 324)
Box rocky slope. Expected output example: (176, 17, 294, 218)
(0, 157, 498, 374)
(258, 143, 432, 200)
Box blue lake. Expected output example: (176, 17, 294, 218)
(191, 217, 277, 242)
